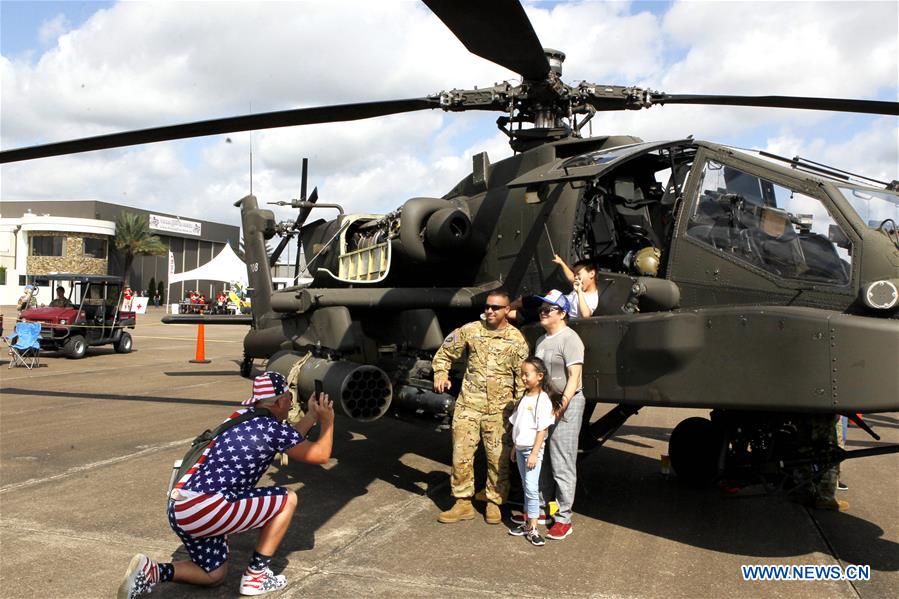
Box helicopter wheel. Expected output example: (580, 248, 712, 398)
(669, 416, 723, 485)
(240, 356, 253, 378)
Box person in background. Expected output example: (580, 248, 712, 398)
(794, 415, 848, 511)
(837, 415, 849, 491)
(122, 287, 134, 311)
(16, 285, 38, 315)
(49, 286, 73, 308)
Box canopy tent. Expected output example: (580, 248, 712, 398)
(169, 243, 247, 286)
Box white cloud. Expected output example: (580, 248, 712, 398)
(38, 14, 71, 47)
(1, 0, 896, 232)
(766, 117, 899, 184)
(661, 1, 896, 96)
(525, 1, 664, 82)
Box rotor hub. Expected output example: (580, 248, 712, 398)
(544, 48, 566, 77)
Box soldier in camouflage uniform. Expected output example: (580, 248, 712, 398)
(432, 289, 530, 525)
(16, 285, 37, 316)
(793, 414, 848, 511)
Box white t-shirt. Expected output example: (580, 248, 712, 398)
(510, 391, 555, 449)
(566, 290, 598, 319)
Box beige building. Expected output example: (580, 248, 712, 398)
(0, 211, 116, 305)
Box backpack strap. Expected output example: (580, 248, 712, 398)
(206, 407, 273, 441)
(170, 407, 276, 498)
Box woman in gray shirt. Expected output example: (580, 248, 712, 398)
(533, 289, 585, 541)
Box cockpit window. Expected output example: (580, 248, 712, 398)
(561, 142, 650, 168)
(838, 187, 899, 228)
(687, 161, 851, 285)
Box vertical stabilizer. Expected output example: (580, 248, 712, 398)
(236, 195, 275, 322)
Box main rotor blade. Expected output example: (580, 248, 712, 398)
(651, 93, 899, 116)
(423, 0, 549, 81)
(1, 98, 439, 164)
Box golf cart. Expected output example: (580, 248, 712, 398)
(20, 274, 136, 359)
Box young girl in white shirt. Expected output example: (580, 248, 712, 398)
(507, 356, 560, 546)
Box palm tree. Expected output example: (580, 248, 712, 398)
(114, 213, 167, 287)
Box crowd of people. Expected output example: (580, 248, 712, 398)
(179, 290, 231, 314)
(15, 283, 242, 316)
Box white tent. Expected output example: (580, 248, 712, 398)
(170, 243, 247, 286)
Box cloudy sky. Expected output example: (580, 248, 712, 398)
(2, 0, 897, 244)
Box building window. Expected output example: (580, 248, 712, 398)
(30, 235, 65, 257)
(84, 237, 108, 259)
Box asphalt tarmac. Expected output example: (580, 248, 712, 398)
(1, 309, 897, 598)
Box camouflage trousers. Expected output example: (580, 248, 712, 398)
(794, 414, 840, 502)
(450, 404, 512, 504)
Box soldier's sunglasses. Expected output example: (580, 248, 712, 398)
(484, 304, 509, 311)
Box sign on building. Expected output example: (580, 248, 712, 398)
(149, 214, 202, 237)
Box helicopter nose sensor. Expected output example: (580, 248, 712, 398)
(864, 279, 899, 311)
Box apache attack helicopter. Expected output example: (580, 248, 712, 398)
(3, 0, 898, 489)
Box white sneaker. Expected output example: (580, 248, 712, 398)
(240, 568, 288, 596)
(511, 512, 551, 526)
(117, 554, 157, 599)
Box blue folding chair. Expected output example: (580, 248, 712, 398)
(4, 321, 42, 369)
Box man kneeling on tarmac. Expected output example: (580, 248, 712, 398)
(118, 371, 334, 598)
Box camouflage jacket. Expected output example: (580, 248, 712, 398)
(17, 294, 37, 313)
(432, 320, 530, 414)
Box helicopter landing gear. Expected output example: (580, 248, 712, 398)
(668, 416, 724, 484)
(240, 355, 254, 378)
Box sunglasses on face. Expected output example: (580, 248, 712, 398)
(484, 304, 509, 312)
(538, 306, 561, 315)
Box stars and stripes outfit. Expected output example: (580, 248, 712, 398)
(167, 406, 303, 572)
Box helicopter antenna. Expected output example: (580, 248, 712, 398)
(249, 101, 254, 195)
(758, 150, 892, 187)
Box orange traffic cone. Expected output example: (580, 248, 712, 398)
(189, 323, 211, 363)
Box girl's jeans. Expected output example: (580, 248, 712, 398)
(516, 445, 544, 519)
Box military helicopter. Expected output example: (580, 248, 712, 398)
(2, 0, 898, 488)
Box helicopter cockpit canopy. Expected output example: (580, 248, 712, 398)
(687, 160, 852, 285)
(837, 187, 899, 229)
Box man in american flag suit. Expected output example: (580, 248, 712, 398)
(118, 371, 335, 598)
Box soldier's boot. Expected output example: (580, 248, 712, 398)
(813, 497, 850, 511)
(438, 499, 476, 523)
(485, 502, 502, 525)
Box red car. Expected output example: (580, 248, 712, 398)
(20, 274, 136, 359)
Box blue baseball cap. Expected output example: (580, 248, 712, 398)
(533, 289, 570, 314)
